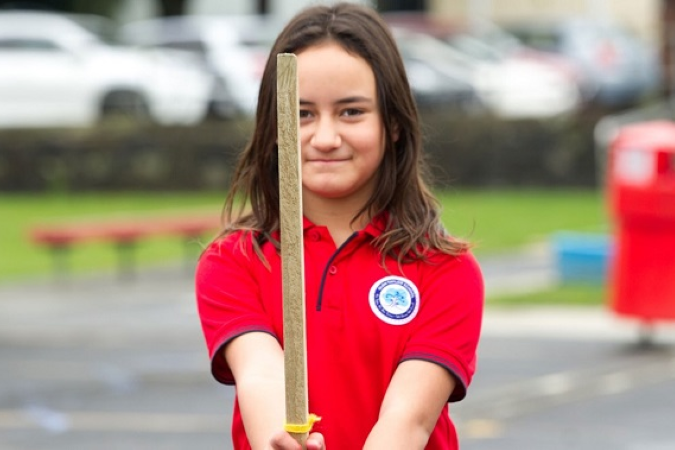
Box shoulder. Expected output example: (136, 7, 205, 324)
(426, 249, 482, 275)
(418, 250, 484, 296)
(202, 230, 251, 257)
(197, 231, 272, 276)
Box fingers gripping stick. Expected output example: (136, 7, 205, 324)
(277, 53, 320, 447)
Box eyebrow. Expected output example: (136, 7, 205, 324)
(299, 96, 375, 106)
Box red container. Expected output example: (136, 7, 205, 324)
(607, 120, 675, 322)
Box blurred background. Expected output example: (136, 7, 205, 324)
(0, 0, 671, 190)
(0, 0, 672, 191)
(2, 0, 675, 449)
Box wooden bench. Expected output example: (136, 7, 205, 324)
(29, 214, 222, 279)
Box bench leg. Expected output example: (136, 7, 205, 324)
(182, 235, 203, 273)
(116, 241, 137, 281)
(49, 245, 71, 279)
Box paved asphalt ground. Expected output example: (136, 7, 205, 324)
(1, 246, 675, 449)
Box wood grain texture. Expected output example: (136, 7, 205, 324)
(276, 53, 309, 446)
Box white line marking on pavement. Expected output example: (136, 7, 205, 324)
(600, 372, 632, 395)
(455, 351, 675, 423)
(534, 372, 574, 396)
(461, 419, 504, 439)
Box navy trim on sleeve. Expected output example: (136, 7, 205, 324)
(211, 326, 278, 385)
(400, 352, 468, 402)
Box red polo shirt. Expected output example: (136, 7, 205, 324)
(196, 216, 484, 449)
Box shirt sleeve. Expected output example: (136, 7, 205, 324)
(401, 251, 484, 402)
(195, 235, 278, 384)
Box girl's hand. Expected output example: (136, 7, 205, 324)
(267, 431, 326, 450)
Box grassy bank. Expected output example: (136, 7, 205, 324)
(488, 283, 607, 307)
(0, 188, 609, 284)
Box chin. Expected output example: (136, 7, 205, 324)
(315, 190, 349, 199)
(305, 181, 341, 194)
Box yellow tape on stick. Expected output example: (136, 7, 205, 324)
(284, 414, 321, 434)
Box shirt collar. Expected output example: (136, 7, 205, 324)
(302, 212, 388, 238)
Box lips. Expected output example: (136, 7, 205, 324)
(306, 156, 351, 163)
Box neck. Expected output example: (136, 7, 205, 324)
(303, 194, 370, 247)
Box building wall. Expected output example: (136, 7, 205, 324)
(116, 0, 660, 44)
(118, 0, 373, 21)
(429, 0, 661, 44)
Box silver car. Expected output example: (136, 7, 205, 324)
(119, 15, 280, 120)
(505, 18, 663, 108)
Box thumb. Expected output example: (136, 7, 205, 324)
(306, 432, 325, 450)
(268, 431, 302, 450)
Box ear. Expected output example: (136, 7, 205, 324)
(391, 123, 400, 143)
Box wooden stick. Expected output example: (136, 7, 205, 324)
(277, 53, 309, 446)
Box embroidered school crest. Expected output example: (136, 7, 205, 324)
(369, 276, 420, 325)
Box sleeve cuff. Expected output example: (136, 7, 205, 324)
(210, 326, 277, 385)
(400, 352, 468, 402)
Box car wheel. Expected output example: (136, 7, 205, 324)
(100, 90, 150, 123)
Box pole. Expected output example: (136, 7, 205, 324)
(276, 53, 310, 447)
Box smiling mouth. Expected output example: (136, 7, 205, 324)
(308, 158, 349, 163)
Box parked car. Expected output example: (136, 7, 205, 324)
(448, 30, 582, 119)
(119, 15, 279, 120)
(0, 10, 213, 129)
(384, 13, 581, 120)
(504, 18, 663, 108)
(390, 27, 484, 114)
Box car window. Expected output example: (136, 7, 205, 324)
(447, 34, 502, 62)
(156, 40, 207, 54)
(509, 28, 561, 52)
(0, 38, 61, 51)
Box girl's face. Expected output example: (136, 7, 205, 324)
(296, 41, 386, 205)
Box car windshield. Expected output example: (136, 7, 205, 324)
(63, 13, 119, 45)
(509, 28, 561, 52)
(446, 34, 503, 62)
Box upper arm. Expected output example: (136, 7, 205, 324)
(225, 331, 287, 450)
(363, 359, 455, 449)
(404, 253, 484, 401)
(195, 239, 279, 384)
(381, 359, 455, 431)
(225, 331, 285, 386)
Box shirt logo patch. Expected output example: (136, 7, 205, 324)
(369, 276, 420, 325)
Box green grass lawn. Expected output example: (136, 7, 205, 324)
(488, 283, 607, 308)
(0, 188, 610, 285)
(438, 188, 609, 253)
(1, 191, 226, 283)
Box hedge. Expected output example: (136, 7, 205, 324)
(0, 109, 602, 192)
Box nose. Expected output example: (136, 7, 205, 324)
(310, 117, 341, 151)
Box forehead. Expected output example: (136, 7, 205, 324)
(296, 41, 376, 95)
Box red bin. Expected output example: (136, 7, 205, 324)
(607, 120, 675, 324)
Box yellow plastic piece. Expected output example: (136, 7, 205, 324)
(284, 413, 321, 434)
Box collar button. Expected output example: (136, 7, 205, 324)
(309, 230, 321, 241)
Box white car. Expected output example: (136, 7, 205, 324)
(0, 11, 214, 129)
(119, 15, 279, 119)
(387, 15, 582, 120)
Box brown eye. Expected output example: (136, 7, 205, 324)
(341, 108, 363, 117)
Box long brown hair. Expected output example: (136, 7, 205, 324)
(219, 2, 470, 263)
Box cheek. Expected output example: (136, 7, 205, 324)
(299, 127, 312, 156)
(354, 130, 386, 163)
(349, 120, 385, 149)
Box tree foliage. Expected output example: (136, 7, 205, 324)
(158, 0, 187, 16)
(0, 0, 121, 17)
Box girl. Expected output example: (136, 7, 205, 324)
(196, 3, 484, 449)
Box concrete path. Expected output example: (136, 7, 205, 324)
(1, 248, 674, 449)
